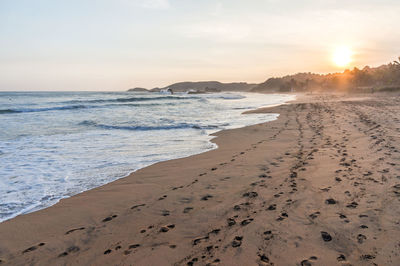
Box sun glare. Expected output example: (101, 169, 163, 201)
(333, 46, 352, 67)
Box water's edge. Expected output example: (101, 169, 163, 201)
(1, 93, 296, 223)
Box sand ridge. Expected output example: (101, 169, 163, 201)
(0, 93, 399, 265)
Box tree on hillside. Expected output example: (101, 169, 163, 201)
(251, 56, 400, 93)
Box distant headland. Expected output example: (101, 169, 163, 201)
(129, 57, 400, 94)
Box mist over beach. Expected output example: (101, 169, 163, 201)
(0, 1, 400, 265)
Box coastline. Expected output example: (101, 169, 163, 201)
(0, 92, 293, 224)
(0, 93, 399, 265)
(0, 92, 292, 223)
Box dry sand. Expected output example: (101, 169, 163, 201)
(0, 93, 399, 265)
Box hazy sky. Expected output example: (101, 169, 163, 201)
(1, 0, 399, 91)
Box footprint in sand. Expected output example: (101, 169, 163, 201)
(300, 256, 318, 266)
(263, 230, 273, 240)
(325, 198, 337, 205)
(59, 246, 80, 257)
(65, 227, 85, 235)
(258, 254, 271, 264)
(22, 243, 45, 254)
(276, 212, 288, 221)
(309, 211, 320, 219)
(231, 236, 243, 247)
(159, 224, 175, 232)
(346, 201, 358, 208)
(240, 218, 253, 226)
(337, 254, 346, 261)
(357, 234, 367, 244)
(183, 207, 193, 213)
(201, 195, 213, 201)
(131, 203, 146, 210)
(227, 217, 236, 226)
(242, 192, 258, 198)
(321, 231, 332, 242)
(158, 195, 167, 200)
(102, 214, 117, 222)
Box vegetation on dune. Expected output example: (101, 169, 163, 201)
(252, 57, 400, 93)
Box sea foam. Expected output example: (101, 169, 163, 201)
(0, 91, 294, 222)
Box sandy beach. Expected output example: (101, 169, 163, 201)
(0, 93, 399, 266)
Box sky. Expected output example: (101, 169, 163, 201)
(0, 0, 399, 91)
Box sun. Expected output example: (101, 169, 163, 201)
(332, 46, 352, 67)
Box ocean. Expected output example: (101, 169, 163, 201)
(0, 91, 294, 222)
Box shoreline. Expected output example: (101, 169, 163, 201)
(0, 92, 294, 224)
(0, 92, 292, 223)
(1, 93, 399, 265)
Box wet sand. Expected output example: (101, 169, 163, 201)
(0, 93, 399, 265)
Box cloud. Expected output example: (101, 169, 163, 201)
(139, 0, 170, 9)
